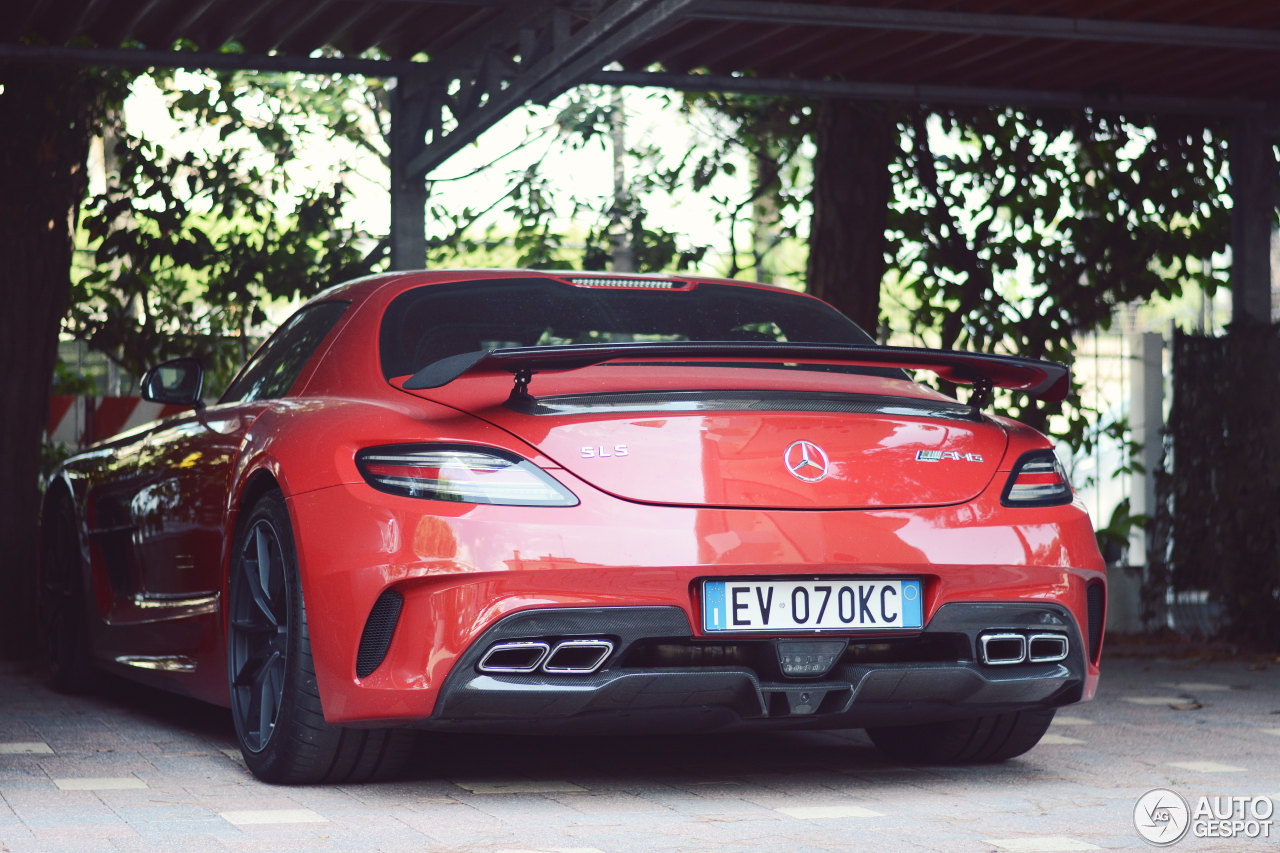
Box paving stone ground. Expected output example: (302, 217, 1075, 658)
(2, 650, 1279, 852)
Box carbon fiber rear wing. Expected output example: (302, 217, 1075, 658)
(402, 341, 1070, 410)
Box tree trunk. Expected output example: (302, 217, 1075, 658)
(0, 65, 98, 658)
(806, 100, 896, 335)
(751, 146, 782, 284)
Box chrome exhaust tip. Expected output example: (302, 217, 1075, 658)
(477, 641, 551, 673)
(1027, 633, 1069, 663)
(979, 633, 1027, 665)
(543, 639, 614, 674)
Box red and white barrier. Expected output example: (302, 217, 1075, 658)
(47, 395, 191, 447)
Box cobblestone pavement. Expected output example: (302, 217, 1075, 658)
(2, 651, 1279, 852)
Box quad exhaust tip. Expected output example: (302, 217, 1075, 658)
(978, 631, 1069, 665)
(979, 633, 1027, 665)
(543, 639, 614, 673)
(1027, 633, 1069, 663)
(478, 639, 614, 675)
(477, 641, 550, 673)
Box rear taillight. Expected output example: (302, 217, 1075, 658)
(1001, 450, 1073, 507)
(356, 444, 578, 506)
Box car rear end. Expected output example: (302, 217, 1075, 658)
(288, 271, 1105, 753)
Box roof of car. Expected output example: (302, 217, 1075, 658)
(310, 268, 817, 307)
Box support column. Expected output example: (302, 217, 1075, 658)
(1230, 116, 1277, 326)
(1110, 331, 1165, 634)
(608, 87, 634, 272)
(806, 100, 894, 334)
(390, 71, 431, 271)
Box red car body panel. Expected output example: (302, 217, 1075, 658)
(44, 269, 1105, 742)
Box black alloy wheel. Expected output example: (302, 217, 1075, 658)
(228, 490, 413, 784)
(228, 500, 291, 755)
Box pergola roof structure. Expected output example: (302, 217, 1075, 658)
(5, 0, 1278, 313)
(11, 1, 1280, 159)
(12, 2, 1280, 96)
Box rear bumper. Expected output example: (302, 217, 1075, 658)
(288, 480, 1105, 726)
(423, 602, 1089, 734)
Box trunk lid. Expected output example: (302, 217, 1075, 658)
(415, 367, 1008, 509)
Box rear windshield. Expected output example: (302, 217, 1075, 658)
(380, 277, 879, 380)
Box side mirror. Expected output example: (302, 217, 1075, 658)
(140, 358, 205, 408)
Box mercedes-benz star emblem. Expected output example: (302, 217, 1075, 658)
(784, 440, 830, 483)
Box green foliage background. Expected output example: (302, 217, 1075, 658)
(68, 71, 388, 395)
(65, 72, 1234, 462)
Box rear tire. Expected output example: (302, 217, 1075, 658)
(39, 492, 95, 694)
(227, 491, 413, 784)
(867, 708, 1056, 764)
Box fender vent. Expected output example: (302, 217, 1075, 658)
(356, 590, 404, 678)
(1086, 581, 1106, 665)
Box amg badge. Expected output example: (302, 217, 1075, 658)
(916, 450, 984, 463)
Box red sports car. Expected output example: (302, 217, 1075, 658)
(40, 270, 1106, 783)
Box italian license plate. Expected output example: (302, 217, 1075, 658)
(702, 578, 923, 633)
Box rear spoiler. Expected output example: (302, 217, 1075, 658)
(402, 341, 1070, 409)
